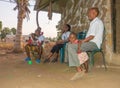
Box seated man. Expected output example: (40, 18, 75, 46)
(25, 27, 45, 63)
(65, 7, 104, 80)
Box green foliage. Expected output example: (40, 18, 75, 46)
(2, 27, 11, 35)
(1, 30, 6, 39)
(0, 26, 16, 39)
(11, 28, 16, 35)
(0, 27, 11, 39)
(0, 21, 2, 32)
(57, 35, 61, 40)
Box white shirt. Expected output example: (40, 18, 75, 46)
(86, 17, 104, 49)
(38, 35, 45, 43)
(62, 31, 71, 40)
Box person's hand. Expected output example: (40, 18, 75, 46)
(37, 41, 41, 46)
(77, 40, 83, 54)
(77, 48, 81, 54)
(56, 40, 63, 44)
(79, 40, 83, 44)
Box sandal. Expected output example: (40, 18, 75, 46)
(43, 59, 50, 63)
(51, 58, 58, 63)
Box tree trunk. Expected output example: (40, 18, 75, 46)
(13, 5, 24, 53)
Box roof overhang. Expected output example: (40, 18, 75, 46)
(34, 0, 68, 13)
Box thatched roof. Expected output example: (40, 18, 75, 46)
(34, 0, 68, 13)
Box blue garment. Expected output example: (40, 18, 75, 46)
(25, 57, 31, 61)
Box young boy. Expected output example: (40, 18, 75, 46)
(27, 33, 37, 45)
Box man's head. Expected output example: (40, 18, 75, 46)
(69, 32, 77, 43)
(88, 7, 99, 21)
(35, 27, 41, 36)
(31, 33, 37, 40)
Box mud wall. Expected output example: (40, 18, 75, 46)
(58, 0, 120, 65)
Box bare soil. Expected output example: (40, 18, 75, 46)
(0, 49, 120, 88)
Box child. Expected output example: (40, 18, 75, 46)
(27, 33, 37, 45)
(68, 32, 89, 80)
(25, 33, 38, 62)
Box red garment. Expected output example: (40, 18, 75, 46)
(74, 39, 79, 44)
(37, 41, 41, 46)
(28, 38, 32, 44)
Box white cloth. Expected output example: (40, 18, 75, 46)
(29, 35, 36, 42)
(86, 17, 104, 49)
(78, 52, 88, 65)
(61, 31, 71, 40)
(38, 35, 45, 43)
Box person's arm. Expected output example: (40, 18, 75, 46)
(82, 35, 94, 43)
(56, 36, 70, 44)
(77, 40, 82, 53)
(37, 36, 44, 46)
(56, 31, 71, 44)
(63, 38, 69, 43)
(77, 35, 94, 53)
(61, 31, 71, 43)
(56, 40, 64, 44)
(38, 41, 44, 46)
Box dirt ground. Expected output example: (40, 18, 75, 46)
(0, 50, 120, 88)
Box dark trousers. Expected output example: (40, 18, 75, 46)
(51, 44, 64, 54)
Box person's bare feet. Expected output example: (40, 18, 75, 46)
(76, 66, 83, 72)
(70, 70, 85, 81)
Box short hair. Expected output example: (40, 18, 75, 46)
(35, 27, 41, 33)
(37, 27, 41, 30)
(90, 7, 99, 16)
(70, 32, 77, 37)
(66, 24, 71, 31)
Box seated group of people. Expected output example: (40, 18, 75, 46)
(25, 27, 45, 63)
(24, 24, 71, 64)
(24, 7, 104, 78)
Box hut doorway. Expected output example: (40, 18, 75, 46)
(112, 0, 120, 53)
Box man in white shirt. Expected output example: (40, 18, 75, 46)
(77, 10, 104, 54)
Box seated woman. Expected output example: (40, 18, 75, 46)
(25, 27, 45, 63)
(43, 24, 71, 63)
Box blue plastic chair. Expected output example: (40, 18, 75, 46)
(60, 43, 66, 63)
(77, 31, 86, 40)
(87, 46, 107, 70)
